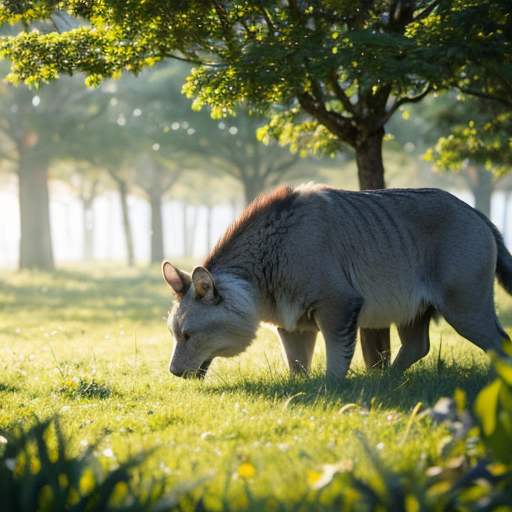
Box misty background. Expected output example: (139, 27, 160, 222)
(1, 60, 511, 268)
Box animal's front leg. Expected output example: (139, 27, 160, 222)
(316, 297, 364, 380)
(277, 328, 317, 374)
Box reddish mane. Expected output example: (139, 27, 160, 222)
(204, 185, 294, 270)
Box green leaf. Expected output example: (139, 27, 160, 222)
(474, 352, 512, 464)
(474, 379, 500, 437)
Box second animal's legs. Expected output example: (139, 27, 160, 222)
(278, 328, 317, 374)
(360, 328, 391, 369)
(394, 309, 433, 372)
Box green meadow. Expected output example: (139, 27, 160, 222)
(1, 264, 512, 511)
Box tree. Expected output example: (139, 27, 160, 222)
(412, 0, 512, 107)
(424, 99, 512, 218)
(181, 108, 303, 205)
(0, 69, 109, 270)
(389, 92, 512, 218)
(141, 61, 317, 205)
(4, 1, 508, 365)
(412, 0, 512, 216)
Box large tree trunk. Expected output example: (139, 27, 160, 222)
(149, 191, 164, 264)
(354, 128, 391, 369)
(18, 154, 54, 271)
(118, 180, 135, 267)
(183, 203, 198, 257)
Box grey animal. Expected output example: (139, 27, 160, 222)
(162, 184, 512, 380)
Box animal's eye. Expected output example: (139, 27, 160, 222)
(183, 332, 191, 341)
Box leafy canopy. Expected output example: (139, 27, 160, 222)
(0, 1, 443, 153)
(1, 1, 510, 157)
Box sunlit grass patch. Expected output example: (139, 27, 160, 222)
(1, 264, 511, 510)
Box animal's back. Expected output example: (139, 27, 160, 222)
(312, 187, 496, 327)
(204, 185, 497, 329)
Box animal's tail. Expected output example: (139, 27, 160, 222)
(496, 234, 512, 296)
(477, 210, 512, 295)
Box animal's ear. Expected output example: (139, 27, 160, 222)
(162, 261, 191, 299)
(192, 266, 221, 304)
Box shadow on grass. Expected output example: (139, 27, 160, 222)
(0, 266, 170, 325)
(202, 359, 492, 412)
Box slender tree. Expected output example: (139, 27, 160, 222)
(0, 72, 107, 269)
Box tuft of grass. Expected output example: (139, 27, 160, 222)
(0, 416, 207, 512)
(59, 377, 115, 400)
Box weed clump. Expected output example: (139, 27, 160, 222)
(0, 417, 204, 512)
(59, 377, 114, 399)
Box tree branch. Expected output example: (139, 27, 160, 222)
(381, 83, 432, 126)
(211, 0, 236, 54)
(298, 91, 358, 147)
(255, 1, 275, 36)
(262, 153, 299, 180)
(457, 86, 512, 109)
(327, 73, 358, 116)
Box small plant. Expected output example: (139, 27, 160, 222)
(0, 417, 204, 512)
(474, 344, 512, 464)
(59, 376, 113, 399)
(302, 345, 512, 512)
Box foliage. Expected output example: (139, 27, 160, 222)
(0, 1, 450, 159)
(425, 109, 512, 176)
(410, 0, 512, 107)
(474, 343, 512, 466)
(1, 1, 510, 197)
(0, 416, 204, 512)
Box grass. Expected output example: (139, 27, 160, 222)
(1, 263, 511, 510)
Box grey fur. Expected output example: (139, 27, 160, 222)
(162, 184, 512, 380)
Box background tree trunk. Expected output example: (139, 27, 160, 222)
(149, 191, 164, 264)
(242, 172, 264, 206)
(183, 203, 198, 257)
(466, 165, 493, 219)
(82, 196, 95, 261)
(206, 203, 213, 254)
(355, 128, 391, 369)
(118, 180, 135, 267)
(18, 154, 54, 270)
(81, 181, 98, 261)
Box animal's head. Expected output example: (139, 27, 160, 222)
(162, 261, 258, 379)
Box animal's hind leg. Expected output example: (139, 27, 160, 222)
(440, 297, 510, 356)
(437, 246, 510, 356)
(393, 308, 433, 373)
(277, 328, 317, 374)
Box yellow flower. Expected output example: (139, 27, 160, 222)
(307, 470, 322, 486)
(237, 462, 256, 479)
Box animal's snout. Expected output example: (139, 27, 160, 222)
(169, 366, 185, 378)
(169, 360, 212, 379)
